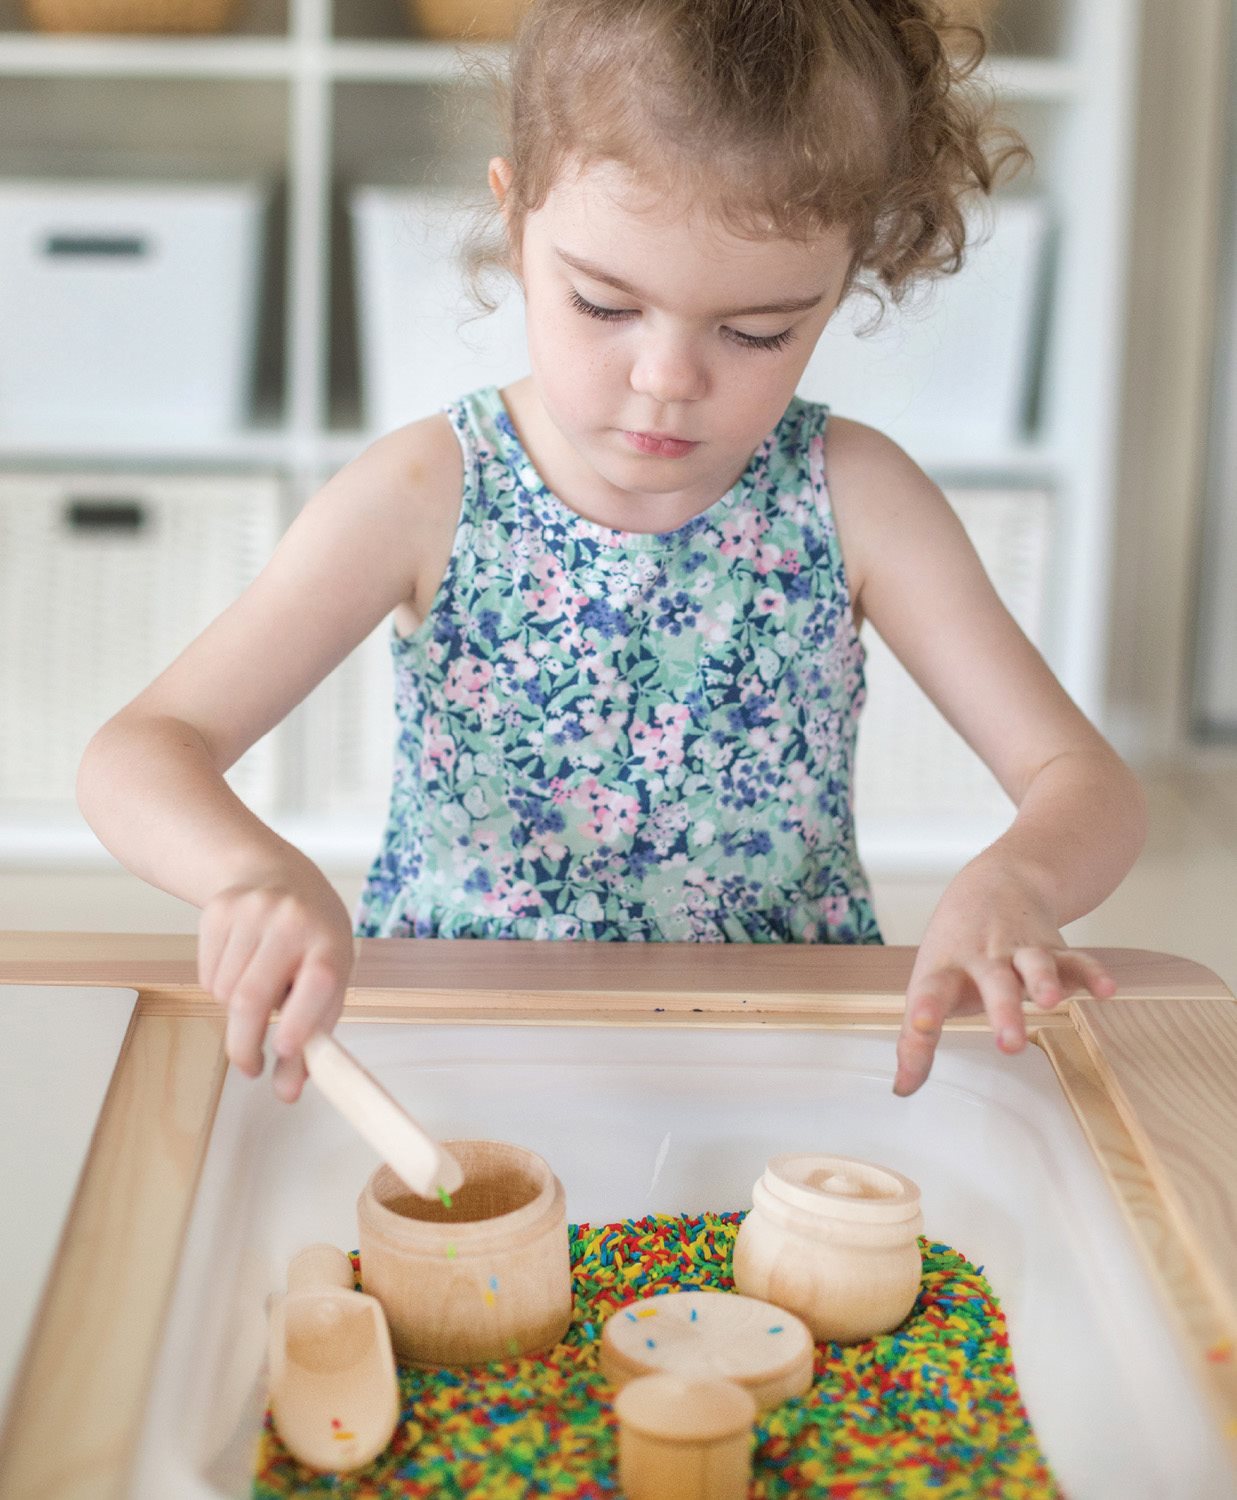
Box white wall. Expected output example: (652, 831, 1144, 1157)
(2, 0, 1233, 934)
(1103, 0, 1232, 768)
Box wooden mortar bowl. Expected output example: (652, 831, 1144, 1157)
(356, 1138, 572, 1366)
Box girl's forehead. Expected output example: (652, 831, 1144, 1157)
(533, 159, 852, 296)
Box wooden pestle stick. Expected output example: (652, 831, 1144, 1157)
(302, 1031, 464, 1201)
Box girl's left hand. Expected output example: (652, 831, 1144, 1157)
(893, 853, 1118, 1096)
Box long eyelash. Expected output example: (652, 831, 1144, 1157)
(726, 327, 795, 353)
(568, 287, 795, 352)
(568, 289, 631, 321)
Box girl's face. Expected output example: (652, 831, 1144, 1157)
(490, 156, 854, 524)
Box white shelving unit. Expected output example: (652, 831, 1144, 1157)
(0, 0, 1142, 875)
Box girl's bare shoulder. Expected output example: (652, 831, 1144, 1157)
(820, 413, 905, 630)
(336, 411, 465, 631)
(344, 410, 464, 522)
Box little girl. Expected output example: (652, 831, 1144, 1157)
(77, 0, 1145, 1105)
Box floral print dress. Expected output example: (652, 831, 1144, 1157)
(355, 386, 883, 945)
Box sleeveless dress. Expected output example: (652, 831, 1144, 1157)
(354, 386, 883, 945)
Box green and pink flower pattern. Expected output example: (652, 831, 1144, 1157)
(355, 388, 882, 945)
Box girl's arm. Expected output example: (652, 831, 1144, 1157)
(824, 417, 1148, 1096)
(76, 414, 464, 1099)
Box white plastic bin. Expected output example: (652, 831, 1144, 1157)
(800, 194, 1051, 451)
(297, 617, 395, 821)
(0, 180, 267, 441)
(129, 1023, 1234, 1499)
(0, 469, 284, 812)
(350, 187, 529, 433)
(855, 485, 1053, 822)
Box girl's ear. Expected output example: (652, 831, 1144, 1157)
(488, 156, 514, 214)
(487, 156, 523, 283)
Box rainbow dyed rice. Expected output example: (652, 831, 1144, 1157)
(252, 1212, 1062, 1498)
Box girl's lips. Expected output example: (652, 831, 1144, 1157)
(624, 430, 699, 459)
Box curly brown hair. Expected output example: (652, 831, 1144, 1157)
(459, 0, 1032, 332)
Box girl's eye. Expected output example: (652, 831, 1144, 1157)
(725, 326, 795, 353)
(568, 288, 634, 322)
(567, 287, 795, 353)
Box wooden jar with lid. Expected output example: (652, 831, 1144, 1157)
(614, 1373, 757, 1500)
(732, 1153, 924, 1344)
(356, 1138, 572, 1366)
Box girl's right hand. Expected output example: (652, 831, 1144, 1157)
(198, 872, 357, 1104)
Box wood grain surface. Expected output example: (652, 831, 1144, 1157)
(1038, 1027, 1237, 1457)
(0, 1010, 227, 1500)
(1072, 998, 1237, 1327)
(0, 933, 1233, 1496)
(0, 932, 1230, 1001)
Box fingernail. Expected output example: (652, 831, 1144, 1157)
(999, 1027, 1023, 1052)
(225, 1017, 253, 1066)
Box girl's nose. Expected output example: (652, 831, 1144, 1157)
(629, 332, 708, 406)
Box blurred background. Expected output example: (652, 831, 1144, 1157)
(0, 0, 1234, 993)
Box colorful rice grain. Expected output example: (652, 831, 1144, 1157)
(252, 1212, 1062, 1498)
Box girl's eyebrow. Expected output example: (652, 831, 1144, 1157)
(554, 247, 826, 318)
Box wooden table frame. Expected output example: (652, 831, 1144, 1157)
(0, 933, 1234, 1499)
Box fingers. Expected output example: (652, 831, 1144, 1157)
(894, 968, 969, 1097)
(272, 1050, 309, 1105)
(895, 956, 1029, 1099)
(1011, 945, 1065, 1010)
(1013, 946, 1117, 1006)
(201, 918, 269, 1076)
(272, 952, 348, 1104)
(198, 885, 354, 1098)
(973, 959, 1031, 1053)
(894, 947, 1120, 1098)
(225, 926, 304, 1078)
(1056, 949, 1118, 999)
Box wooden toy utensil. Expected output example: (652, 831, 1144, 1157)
(601, 1290, 814, 1410)
(302, 1031, 464, 1201)
(732, 1153, 924, 1343)
(268, 1243, 402, 1473)
(614, 1373, 757, 1500)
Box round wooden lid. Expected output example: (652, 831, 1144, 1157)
(613, 1372, 757, 1443)
(600, 1291, 814, 1410)
(763, 1153, 921, 1223)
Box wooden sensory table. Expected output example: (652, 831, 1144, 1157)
(0, 932, 1234, 1499)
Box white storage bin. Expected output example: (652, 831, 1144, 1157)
(0, 180, 267, 441)
(801, 195, 1051, 452)
(855, 486, 1053, 824)
(0, 470, 284, 813)
(296, 617, 395, 822)
(351, 187, 529, 433)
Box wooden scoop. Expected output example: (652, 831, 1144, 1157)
(302, 1031, 464, 1201)
(268, 1243, 402, 1473)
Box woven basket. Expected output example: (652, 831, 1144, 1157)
(404, 0, 997, 45)
(22, 0, 243, 33)
(402, 0, 530, 42)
